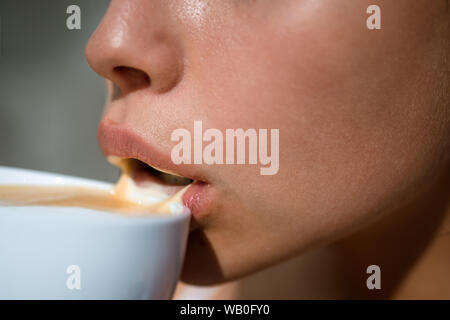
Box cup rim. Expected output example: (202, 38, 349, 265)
(0, 165, 191, 223)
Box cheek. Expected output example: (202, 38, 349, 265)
(186, 2, 376, 128)
(181, 0, 449, 283)
(189, 0, 447, 228)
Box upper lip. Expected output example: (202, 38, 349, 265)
(98, 118, 207, 182)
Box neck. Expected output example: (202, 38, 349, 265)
(333, 167, 450, 299)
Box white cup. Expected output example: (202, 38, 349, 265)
(0, 166, 190, 299)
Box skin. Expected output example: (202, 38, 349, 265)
(86, 0, 450, 296)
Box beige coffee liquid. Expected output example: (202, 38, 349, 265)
(0, 158, 187, 216)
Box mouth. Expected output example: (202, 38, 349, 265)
(98, 119, 213, 224)
(108, 156, 210, 226)
(114, 157, 194, 196)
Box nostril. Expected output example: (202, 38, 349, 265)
(113, 66, 151, 93)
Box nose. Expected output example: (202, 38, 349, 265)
(85, 0, 184, 95)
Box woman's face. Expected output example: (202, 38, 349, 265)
(86, 0, 449, 284)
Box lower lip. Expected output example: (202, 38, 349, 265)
(182, 181, 211, 218)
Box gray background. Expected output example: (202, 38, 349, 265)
(0, 0, 117, 182)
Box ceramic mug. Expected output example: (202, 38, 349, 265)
(0, 166, 190, 299)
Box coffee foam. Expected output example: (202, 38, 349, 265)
(0, 160, 189, 216)
(108, 156, 189, 215)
